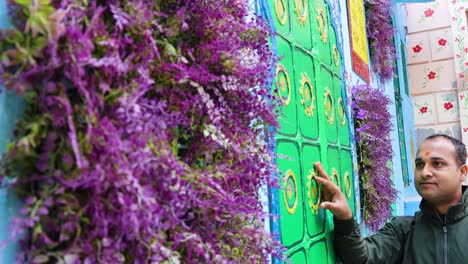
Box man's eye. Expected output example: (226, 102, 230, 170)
(434, 162, 443, 167)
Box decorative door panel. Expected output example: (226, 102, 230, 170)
(310, 0, 332, 65)
(275, 36, 298, 136)
(329, 25, 343, 74)
(295, 48, 319, 140)
(302, 144, 326, 237)
(327, 146, 341, 188)
(289, 249, 307, 264)
(340, 150, 356, 215)
(317, 66, 338, 144)
(334, 78, 350, 147)
(273, 0, 291, 35)
(267, 0, 355, 262)
(291, 0, 312, 49)
(308, 240, 332, 264)
(277, 140, 305, 248)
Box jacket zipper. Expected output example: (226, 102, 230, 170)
(443, 224, 447, 264)
(436, 211, 448, 264)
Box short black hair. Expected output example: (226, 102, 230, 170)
(424, 134, 467, 167)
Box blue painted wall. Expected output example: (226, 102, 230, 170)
(337, 0, 363, 225)
(338, 0, 420, 227)
(338, 0, 417, 222)
(0, 0, 24, 262)
(391, 3, 421, 216)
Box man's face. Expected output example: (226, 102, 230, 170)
(415, 137, 466, 206)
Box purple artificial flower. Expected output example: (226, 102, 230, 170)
(352, 84, 396, 231)
(366, 0, 396, 83)
(0, 0, 282, 262)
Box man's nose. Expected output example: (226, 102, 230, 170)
(421, 164, 432, 177)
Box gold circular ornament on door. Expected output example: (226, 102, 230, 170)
(276, 64, 291, 106)
(344, 172, 352, 199)
(299, 72, 315, 117)
(295, 0, 307, 25)
(324, 88, 334, 125)
(331, 168, 340, 187)
(338, 98, 346, 126)
(307, 169, 321, 214)
(275, 0, 288, 25)
(333, 45, 340, 66)
(284, 170, 298, 214)
(316, 7, 328, 43)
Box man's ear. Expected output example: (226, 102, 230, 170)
(459, 164, 468, 183)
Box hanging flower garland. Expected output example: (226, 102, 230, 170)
(365, 0, 397, 82)
(351, 84, 397, 231)
(0, 0, 281, 262)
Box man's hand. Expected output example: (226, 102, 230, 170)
(314, 162, 353, 220)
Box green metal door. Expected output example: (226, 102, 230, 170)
(269, 0, 355, 262)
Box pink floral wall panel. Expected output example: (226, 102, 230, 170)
(448, 0, 468, 143)
(407, 0, 468, 158)
(406, 0, 451, 33)
(413, 94, 436, 125)
(407, 32, 431, 64)
(409, 60, 456, 94)
(448, 0, 468, 91)
(435, 91, 460, 122)
(409, 64, 433, 94)
(430, 28, 453, 60)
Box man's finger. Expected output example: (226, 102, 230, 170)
(314, 173, 339, 192)
(314, 162, 331, 181)
(320, 201, 335, 210)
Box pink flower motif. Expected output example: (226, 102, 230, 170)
(464, 48, 468, 53)
(451, 0, 457, 3)
(424, 9, 435, 17)
(460, 73, 465, 78)
(460, 94, 465, 100)
(413, 45, 422, 53)
(438, 38, 447, 46)
(427, 71, 436, 80)
(420, 107, 428, 113)
(462, 26, 466, 31)
(457, 54, 462, 58)
(444, 102, 454, 110)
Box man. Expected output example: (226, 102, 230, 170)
(314, 134, 468, 264)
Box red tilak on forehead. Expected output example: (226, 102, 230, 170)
(425, 152, 430, 156)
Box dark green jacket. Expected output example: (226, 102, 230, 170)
(334, 188, 468, 264)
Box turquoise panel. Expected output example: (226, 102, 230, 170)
(0, 1, 23, 262)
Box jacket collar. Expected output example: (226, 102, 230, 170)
(419, 186, 468, 224)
